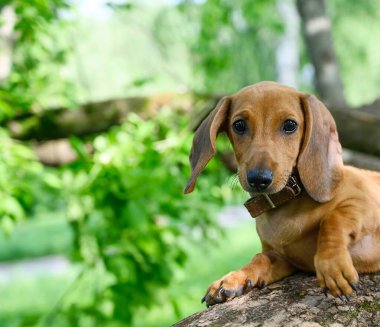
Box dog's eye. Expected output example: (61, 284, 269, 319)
(283, 120, 298, 134)
(232, 119, 247, 134)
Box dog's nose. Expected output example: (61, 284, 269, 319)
(247, 168, 273, 191)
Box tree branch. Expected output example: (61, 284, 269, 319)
(6, 97, 151, 141)
(175, 272, 380, 326)
(6, 94, 380, 160)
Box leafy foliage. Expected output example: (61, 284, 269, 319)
(0, 129, 43, 234)
(178, 0, 282, 93)
(328, 0, 380, 105)
(50, 108, 238, 325)
(0, 0, 74, 122)
(0, 127, 63, 237)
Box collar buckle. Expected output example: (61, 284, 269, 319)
(288, 175, 302, 196)
(244, 174, 303, 218)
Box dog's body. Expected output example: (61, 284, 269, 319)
(184, 82, 380, 306)
(259, 167, 380, 273)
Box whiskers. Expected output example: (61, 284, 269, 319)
(228, 174, 241, 190)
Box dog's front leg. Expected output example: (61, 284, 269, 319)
(202, 251, 296, 306)
(314, 208, 361, 298)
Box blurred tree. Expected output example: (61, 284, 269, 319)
(0, 0, 73, 122)
(0, 0, 71, 230)
(0, 4, 15, 82)
(297, 0, 347, 108)
(45, 109, 238, 326)
(276, 0, 300, 88)
(179, 0, 282, 93)
(328, 0, 380, 107)
(0, 128, 46, 235)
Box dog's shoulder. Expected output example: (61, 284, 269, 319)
(337, 166, 380, 215)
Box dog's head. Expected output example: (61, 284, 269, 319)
(184, 81, 343, 203)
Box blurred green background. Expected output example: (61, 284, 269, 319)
(0, 0, 379, 326)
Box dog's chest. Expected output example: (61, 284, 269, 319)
(257, 214, 307, 248)
(256, 211, 319, 270)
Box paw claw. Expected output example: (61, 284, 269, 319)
(223, 289, 235, 297)
(350, 283, 358, 293)
(202, 293, 211, 304)
(257, 281, 266, 289)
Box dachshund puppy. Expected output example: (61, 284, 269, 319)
(184, 81, 380, 306)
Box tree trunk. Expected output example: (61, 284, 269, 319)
(296, 0, 347, 109)
(174, 272, 380, 327)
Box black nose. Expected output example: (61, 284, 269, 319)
(247, 168, 273, 191)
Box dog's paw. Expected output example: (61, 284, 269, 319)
(314, 250, 359, 298)
(201, 269, 266, 307)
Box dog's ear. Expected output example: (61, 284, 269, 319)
(297, 95, 343, 202)
(184, 97, 231, 194)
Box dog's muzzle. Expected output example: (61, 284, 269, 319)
(244, 175, 302, 218)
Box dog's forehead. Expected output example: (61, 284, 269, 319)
(231, 82, 301, 112)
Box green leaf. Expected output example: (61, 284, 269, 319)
(1, 215, 15, 236)
(2, 196, 25, 220)
(69, 136, 89, 161)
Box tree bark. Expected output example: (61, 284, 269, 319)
(5, 93, 192, 141)
(174, 272, 380, 327)
(6, 97, 152, 141)
(332, 107, 380, 157)
(31, 139, 92, 166)
(296, 0, 347, 109)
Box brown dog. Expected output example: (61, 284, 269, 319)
(184, 81, 380, 306)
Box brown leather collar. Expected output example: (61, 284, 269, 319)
(244, 175, 302, 218)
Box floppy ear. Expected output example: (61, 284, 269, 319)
(184, 97, 231, 194)
(297, 95, 343, 202)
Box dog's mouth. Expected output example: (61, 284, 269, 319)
(266, 177, 290, 194)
